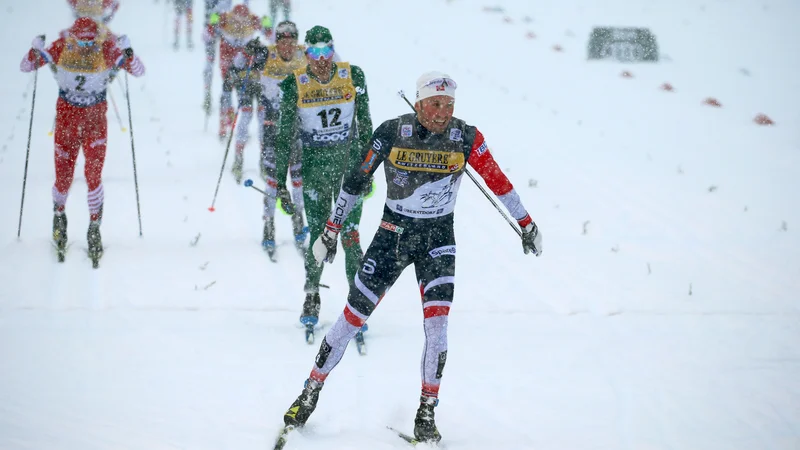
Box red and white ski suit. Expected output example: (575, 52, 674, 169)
(20, 32, 144, 220)
(204, 6, 270, 137)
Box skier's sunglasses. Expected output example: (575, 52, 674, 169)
(76, 39, 95, 48)
(306, 44, 334, 60)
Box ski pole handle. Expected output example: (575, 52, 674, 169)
(243, 179, 268, 196)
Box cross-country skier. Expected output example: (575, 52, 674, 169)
(224, 37, 269, 183)
(203, 3, 272, 140)
(19, 17, 146, 267)
(258, 20, 307, 260)
(201, 0, 231, 117)
(273, 25, 373, 338)
(67, 0, 120, 24)
(172, 0, 194, 50)
(279, 71, 543, 444)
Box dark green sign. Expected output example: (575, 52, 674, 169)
(587, 27, 659, 62)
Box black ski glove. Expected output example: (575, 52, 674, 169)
(521, 222, 542, 256)
(277, 185, 295, 215)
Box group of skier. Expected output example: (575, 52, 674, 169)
(20, 0, 543, 446)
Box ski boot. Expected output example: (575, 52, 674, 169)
(300, 292, 321, 344)
(413, 396, 442, 444)
(53, 207, 68, 262)
(87, 220, 103, 269)
(262, 216, 277, 262)
(231, 154, 243, 184)
(291, 212, 308, 256)
(283, 378, 323, 427)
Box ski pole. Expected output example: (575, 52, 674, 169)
(108, 89, 128, 133)
(397, 90, 522, 238)
(243, 178, 267, 195)
(18, 67, 40, 238)
(208, 57, 255, 212)
(124, 63, 143, 236)
(208, 107, 240, 212)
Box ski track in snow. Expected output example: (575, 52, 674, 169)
(1, 0, 799, 449)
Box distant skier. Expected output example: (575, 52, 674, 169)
(201, 0, 231, 116)
(279, 72, 542, 444)
(203, 3, 272, 140)
(258, 20, 307, 260)
(173, 0, 194, 50)
(67, 0, 120, 24)
(273, 26, 373, 338)
(269, 0, 290, 23)
(223, 37, 269, 183)
(19, 17, 145, 266)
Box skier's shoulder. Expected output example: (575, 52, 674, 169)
(372, 116, 404, 144)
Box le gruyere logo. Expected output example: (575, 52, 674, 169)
(388, 148, 464, 173)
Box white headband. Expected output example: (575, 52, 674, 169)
(416, 71, 457, 102)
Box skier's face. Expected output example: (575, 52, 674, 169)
(276, 37, 297, 60)
(416, 96, 455, 133)
(306, 44, 334, 80)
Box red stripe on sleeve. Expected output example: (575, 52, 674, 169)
(467, 129, 514, 196)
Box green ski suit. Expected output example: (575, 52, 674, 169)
(275, 62, 373, 294)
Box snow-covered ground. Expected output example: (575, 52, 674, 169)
(1, 0, 798, 449)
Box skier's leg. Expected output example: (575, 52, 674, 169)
(411, 226, 455, 443)
(52, 100, 81, 214)
(284, 226, 409, 427)
(260, 98, 279, 215)
(232, 92, 254, 177)
(309, 226, 410, 383)
(173, 4, 181, 48)
(414, 232, 455, 400)
(288, 137, 306, 246)
(301, 169, 332, 295)
(269, 0, 278, 23)
(340, 195, 364, 290)
(82, 102, 108, 223)
(186, 4, 194, 47)
(260, 103, 279, 252)
(51, 99, 80, 248)
(218, 69, 233, 139)
(82, 102, 109, 261)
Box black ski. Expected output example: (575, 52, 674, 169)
(52, 241, 69, 262)
(273, 425, 295, 450)
(87, 247, 103, 269)
(387, 426, 420, 446)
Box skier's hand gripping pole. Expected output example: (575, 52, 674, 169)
(242, 179, 296, 215)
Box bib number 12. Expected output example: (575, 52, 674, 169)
(317, 108, 342, 128)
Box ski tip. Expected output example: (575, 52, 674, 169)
(244, 179, 253, 187)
